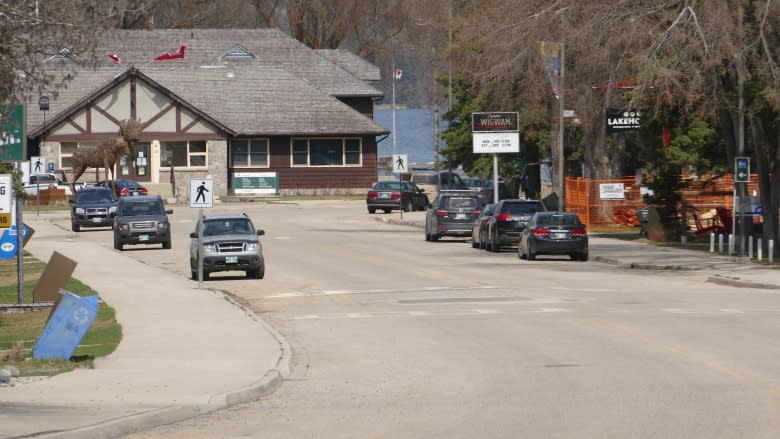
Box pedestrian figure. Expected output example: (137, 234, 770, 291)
(34, 158, 42, 172)
(196, 181, 209, 202)
(396, 156, 405, 171)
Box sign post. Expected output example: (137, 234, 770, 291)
(190, 179, 214, 288)
(471, 112, 520, 203)
(392, 154, 408, 219)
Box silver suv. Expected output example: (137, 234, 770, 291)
(189, 213, 265, 280)
(112, 195, 172, 251)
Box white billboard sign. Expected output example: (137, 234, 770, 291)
(472, 132, 520, 154)
(599, 183, 625, 200)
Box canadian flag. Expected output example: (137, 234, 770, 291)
(394, 68, 403, 80)
(154, 45, 186, 61)
(106, 52, 121, 64)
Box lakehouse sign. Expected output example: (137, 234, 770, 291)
(606, 108, 641, 133)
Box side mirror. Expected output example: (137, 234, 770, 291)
(256, 229, 265, 236)
(189, 232, 197, 238)
(166, 209, 173, 214)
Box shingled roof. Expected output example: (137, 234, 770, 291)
(28, 28, 389, 137)
(315, 49, 382, 83)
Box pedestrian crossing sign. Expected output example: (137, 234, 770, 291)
(190, 179, 213, 208)
(392, 154, 408, 174)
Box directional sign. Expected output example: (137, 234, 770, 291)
(190, 178, 213, 208)
(0, 104, 26, 161)
(0, 225, 29, 259)
(735, 157, 750, 183)
(0, 174, 11, 229)
(392, 154, 408, 174)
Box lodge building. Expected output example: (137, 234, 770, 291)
(23, 29, 389, 201)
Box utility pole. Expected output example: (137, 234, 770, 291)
(737, 3, 746, 258)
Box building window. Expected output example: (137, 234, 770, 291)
(230, 139, 269, 167)
(60, 141, 98, 169)
(290, 138, 362, 167)
(160, 140, 208, 167)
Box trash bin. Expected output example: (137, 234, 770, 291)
(32, 290, 100, 360)
(637, 207, 649, 238)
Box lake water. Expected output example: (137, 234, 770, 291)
(374, 107, 448, 166)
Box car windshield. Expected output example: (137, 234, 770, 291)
(77, 191, 113, 203)
(505, 203, 544, 214)
(412, 174, 437, 185)
(463, 178, 481, 186)
(375, 182, 406, 191)
(203, 219, 253, 236)
(536, 214, 580, 226)
(444, 197, 479, 209)
(124, 201, 163, 216)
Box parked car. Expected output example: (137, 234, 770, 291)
(485, 199, 546, 252)
(69, 186, 117, 232)
(23, 173, 78, 197)
(518, 211, 589, 261)
(366, 180, 429, 213)
(97, 179, 149, 197)
(471, 203, 497, 249)
(463, 177, 493, 205)
(411, 171, 470, 204)
(189, 213, 265, 280)
(424, 190, 483, 241)
(112, 195, 172, 251)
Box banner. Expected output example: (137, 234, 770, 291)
(540, 42, 562, 99)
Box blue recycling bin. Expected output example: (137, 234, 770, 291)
(32, 291, 100, 360)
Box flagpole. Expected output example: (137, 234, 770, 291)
(392, 65, 397, 155)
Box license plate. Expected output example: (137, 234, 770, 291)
(225, 256, 239, 264)
(138, 235, 150, 241)
(379, 192, 391, 199)
(551, 232, 568, 240)
(455, 213, 467, 220)
(132, 191, 139, 196)
(91, 218, 103, 223)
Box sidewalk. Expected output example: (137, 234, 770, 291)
(377, 210, 780, 290)
(0, 217, 290, 439)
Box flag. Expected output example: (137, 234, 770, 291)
(106, 52, 121, 64)
(394, 68, 403, 80)
(540, 42, 561, 99)
(154, 45, 186, 61)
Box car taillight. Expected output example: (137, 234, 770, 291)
(391, 191, 401, 200)
(473, 210, 481, 217)
(532, 227, 549, 237)
(572, 228, 587, 237)
(435, 209, 449, 218)
(141, 188, 148, 195)
(367, 191, 378, 198)
(495, 213, 513, 222)
(120, 188, 129, 196)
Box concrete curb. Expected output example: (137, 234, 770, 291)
(707, 275, 780, 290)
(592, 256, 697, 271)
(29, 290, 292, 439)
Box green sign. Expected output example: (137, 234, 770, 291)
(0, 104, 26, 161)
(232, 172, 279, 196)
(735, 157, 750, 183)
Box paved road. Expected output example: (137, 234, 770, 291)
(2, 201, 779, 439)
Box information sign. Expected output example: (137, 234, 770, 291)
(0, 104, 26, 161)
(735, 157, 750, 183)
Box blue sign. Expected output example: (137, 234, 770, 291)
(32, 292, 100, 360)
(0, 225, 29, 259)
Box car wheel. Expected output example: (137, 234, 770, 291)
(490, 232, 500, 253)
(202, 271, 210, 281)
(368, 207, 376, 214)
(402, 200, 412, 212)
(527, 244, 536, 261)
(518, 244, 526, 259)
(247, 266, 264, 279)
(471, 233, 479, 248)
(479, 230, 486, 250)
(113, 234, 123, 251)
(71, 222, 80, 232)
(191, 269, 197, 280)
(383, 209, 391, 214)
(431, 232, 440, 242)
(162, 238, 172, 250)
(578, 252, 589, 262)
(424, 224, 431, 241)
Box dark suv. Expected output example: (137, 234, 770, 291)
(113, 195, 173, 251)
(485, 199, 546, 252)
(69, 186, 117, 232)
(424, 190, 483, 241)
(189, 213, 265, 280)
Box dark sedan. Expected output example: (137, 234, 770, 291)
(471, 203, 496, 249)
(486, 199, 546, 252)
(518, 211, 589, 261)
(366, 181, 429, 213)
(97, 179, 149, 197)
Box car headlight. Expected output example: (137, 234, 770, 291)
(157, 222, 169, 230)
(203, 244, 217, 254)
(109, 206, 117, 214)
(119, 224, 130, 231)
(246, 243, 257, 251)
(75, 207, 86, 214)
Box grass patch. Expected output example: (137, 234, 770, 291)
(0, 257, 122, 376)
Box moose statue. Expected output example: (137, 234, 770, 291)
(70, 119, 142, 196)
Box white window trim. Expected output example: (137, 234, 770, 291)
(230, 138, 270, 168)
(159, 140, 209, 170)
